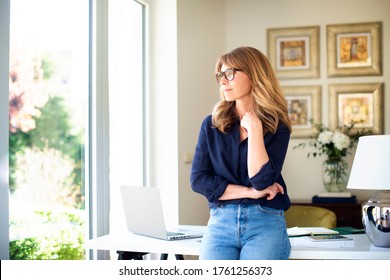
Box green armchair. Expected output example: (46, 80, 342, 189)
(285, 205, 337, 229)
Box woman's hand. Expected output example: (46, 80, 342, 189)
(250, 182, 284, 200)
(240, 111, 263, 136)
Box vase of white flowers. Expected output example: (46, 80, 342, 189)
(294, 122, 371, 192)
(318, 130, 351, 192)
(322, 158, 349, 192)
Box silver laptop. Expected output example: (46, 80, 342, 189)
(120, 185, 203, 240)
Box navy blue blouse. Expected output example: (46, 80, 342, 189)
(190, 115, 291, 210)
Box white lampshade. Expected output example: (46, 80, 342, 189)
(347, 135, 390, 190)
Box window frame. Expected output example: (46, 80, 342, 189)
(0, 0, 10, 260)
(88, 0, 149, 259)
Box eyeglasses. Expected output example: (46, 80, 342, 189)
(215, 68, 242, 83)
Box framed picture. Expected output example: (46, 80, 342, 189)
(283, 85, 322, 138)
(267, 26, 320, 79)
(329, 83, 383, 134)
(327, 22, 382, 77)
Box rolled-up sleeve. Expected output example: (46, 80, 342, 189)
(249, 124, 290, 190)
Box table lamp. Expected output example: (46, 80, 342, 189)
(347, 135, 390, 247)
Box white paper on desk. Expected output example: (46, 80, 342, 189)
(290, 236, 355, 248)
(287, 227, 339, 237)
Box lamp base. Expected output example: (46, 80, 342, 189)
(362, 190, 390, 247)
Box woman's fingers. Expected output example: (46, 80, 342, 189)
(266, 183, 284, 200)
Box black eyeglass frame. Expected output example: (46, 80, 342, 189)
(215, 68, 242, 83)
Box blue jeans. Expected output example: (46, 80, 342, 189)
(200, 204, 291, 260)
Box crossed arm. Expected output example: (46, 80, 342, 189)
(219, 182, 284, 201)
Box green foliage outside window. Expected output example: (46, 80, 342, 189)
(9, 49, 86, 259)
(9, 210, 85, 260)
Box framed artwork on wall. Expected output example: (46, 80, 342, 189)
(327, 22, 382, 77)
(283, 85, 321, 138)
(329, 83, 383, 134)
(267, 26, 320, 79)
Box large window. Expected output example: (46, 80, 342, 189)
(8, 0, 89, 259)
(2, 0, 148, 260)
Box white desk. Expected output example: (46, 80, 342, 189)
(86, 225, 205, 260)
(85, 225, 390, 260)
(289, 234, 390, 259)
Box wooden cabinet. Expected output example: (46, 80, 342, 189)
(292, 201, 363, 229)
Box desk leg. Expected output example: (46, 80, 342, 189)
(117, 251, 148, 260)
(160, 254, 184, 260)
(117, 251, 184, 260)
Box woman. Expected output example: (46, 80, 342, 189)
(190, 46, 292, 260)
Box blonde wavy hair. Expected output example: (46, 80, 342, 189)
(212, 46, 292, 135)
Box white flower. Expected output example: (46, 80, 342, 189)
(317, 131, 333, 145)
(332, 131, 350, 150)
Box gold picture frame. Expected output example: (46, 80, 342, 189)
(267, 26, 320, 79)
(327, 22, 382, 77)
(329, 83, 383, 134)
(283, 85, 322, 138)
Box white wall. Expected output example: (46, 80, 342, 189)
(177, 0, 226, 225)
(147, 0, 179, 227)
(176, 0, 390, 225)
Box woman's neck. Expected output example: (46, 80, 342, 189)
(235, 98, 254, 119)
